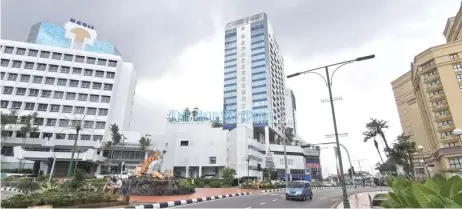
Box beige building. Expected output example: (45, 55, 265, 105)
(392, 5, 462, 174)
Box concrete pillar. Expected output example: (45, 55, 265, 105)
(96, 164, 101, 173)
(198, 166, 202, 177)
(264, 126, 270, 154)
(185, 166, 189, 178)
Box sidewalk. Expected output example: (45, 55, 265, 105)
(128, 188, 255, 203)
(336, 191, 388, 208)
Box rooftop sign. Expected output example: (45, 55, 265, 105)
(70, 18, 94, 30)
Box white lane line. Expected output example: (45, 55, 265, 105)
(272, 199, 277, 202)
(270, 193, 278, 196)
(280, 195, 285, 197)
(319, 197, 327, 200)
(260, 202, 266, 205)
(245, 207, 252, 209)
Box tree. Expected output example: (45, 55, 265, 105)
(18, 112, 39, 171)
(192, 107, 199, 121)
(364, 130, 384, 163)
(139, 134, 152, 153)
(0, 110, 18, 148)
(67, 118, 83, 176)
(284, 127, 295, 144)
(384, 133, 417, 177)
(221, 167, 236, 186)
(365, 118, 390, 153)
(211, 117, 223, 128)
(105, 124, 122, 173)
(265, 151, 276, 181)
(183, 108, 191, 122)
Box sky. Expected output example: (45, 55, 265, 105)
(1, 0, 459, 175)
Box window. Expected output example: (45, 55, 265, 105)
(32, 76, 43, 84)
(87, 108, 97, 115)
(441, 131, 452, 137)
(72, 68, 82, 75)
(90, 95, 99, 102)
(180, 141, 189, 146)
(445, 143, 457, 147)
(69, 80, 79, 87)
(46, 119, 57, 127)
(106, 72, 115, 79)
(30, 132, 40, 138)
(60, 66, 70, 73)
(81, 81, 91, 88)
(64, 54, 73, 61)
(241, 64, 245, 69)
(66, 93, 76, 100)
(81, 135, 91, 141)
(74, 106, 85, 114)
(24, 103, 35, 110)
(41, 90, 52, 98)
(52, 52, 62, 60)
(28, 89, 39, 96)
(97, 59, 107, 66)
(16, 48, 26, 55)
(95, 70, 104, 77)
(3, 86, 13, 94)
(98, 108, 108, 116)
(55, 133, 65, 139)
(57, 79, 67, 86)
(83, 121, 94, 129)
(449, 53, 459, 59)
(40, 51, 50, 58)
(12, 60, 22, 68)
(84, 69, 93, 76)
(28, 49, 38, 57)
(209, 157, 216, 164)
(453, 63, 462, 72)
(59, 119, 69, 127)
(24, 62, 34, 69)
(33, 118, 44, 126)
(75, 56, 85, 63)
(0, 72, 3, 80)
(92, 82, 102, 89)
(48, 65, 59, 73)
(45, 77, 55, 85)
(108, 60, 117, 67)
(101, 96, 111, 103)
(7, 73, 18, 81)
(78, 94, 88, 101)
(438, 120, 453, 127)
(103, 83, 113, 91)
(95, 121, 106, 129)
(457, 74, 462, 82)
(37, 104, 48, 111)
(53, 91, 64, 99)
(4, 46, 13, 54)
(16, 88, 26, 95)
(1, 101, 9, 108)
(50, 105, 60, 112)
(11, 101, 22, 109)
(448, 157, 462, 168)
(93, 135, 103, 141)
(86, 57, 96, 64)
(1, 59, 9, 66)
(37, 63, 46, 71)
(62, 106, 73, 113)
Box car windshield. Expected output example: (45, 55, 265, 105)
(288, 182, 306, 188)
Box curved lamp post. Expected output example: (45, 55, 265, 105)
(452, 129, 462, 146)
(417, 145, 430, 178)
(287, 54, 375, 208)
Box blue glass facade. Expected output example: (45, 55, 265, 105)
(250, 21, 269, 127)
(223, 28, 237, 130)
(27, 22, 120, 56)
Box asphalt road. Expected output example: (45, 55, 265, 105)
(175, 187, 390, 208)
(1, 191, 21, 200)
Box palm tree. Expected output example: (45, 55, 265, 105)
(365, 118, 390, 151)
(106, 124, 122, 173)
(192, 107, 199, 121)
(1, 109, 18, 149)
(363, 130, 384, 163)
(284, 127, 295, 144)
(386, 133, 416, 176)
(139, 134, 152, 153)
(18, 112, 39, 171)
(183, 108, 191, 122)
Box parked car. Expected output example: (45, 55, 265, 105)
(285, 181, 313, 201)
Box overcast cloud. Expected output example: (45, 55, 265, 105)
(1, 0, 458, 175)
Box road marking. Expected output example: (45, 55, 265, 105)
(331, 198, 340, 202)
(260, 202, 266, 205)
(272, 199, 277, 202)
(270, 193, 278, 196)
(245, 207, 251, 209)
(280, 195, 285, 197)
(318, 197, 327, 200)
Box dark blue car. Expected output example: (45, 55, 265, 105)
(285, 181, 313, 201)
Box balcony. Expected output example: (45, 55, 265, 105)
(426, 84, 443, 93)
(248, 149, 264, 160)
(423, 73, 439, 83)
(440, 135, 460, 143)
(428, 93, 446, 101)
(247, 138, 265, 152)
(437, 124, 456, 132)
(420, 64, 437, 75)
(431, 102, 449, 112)
(12, 146, 107, 162)
(434, 113, 452, 122)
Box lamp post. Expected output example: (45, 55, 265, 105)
(246, 137, 251, 181)
(452, 128, 462, 146)
(287, 54, 374, 208)
(417, 145, 429, 178)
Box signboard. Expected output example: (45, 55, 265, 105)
(274, 155, 305, 169)
(305, 168, 311, 182)
(280, 158, 294, 165)
(307, 163, 320, 168)
(70, 18, 94, 30)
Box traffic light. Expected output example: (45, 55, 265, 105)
(348, 168, 352, 178)
(257, 164, 261, 171)
(47, 157, 54, 165)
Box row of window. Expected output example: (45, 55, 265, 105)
(4, 116, 106, 129)
(438, 120, 453, 127)
(1, 73, 113, 90)
(0, 100, 108, 116)
(2, 86, 111, 103)
(2, 130, 103, 141)
(1, 59, 116, 79)
(2, 46, 117, 67)
(448, 156, 462, 168)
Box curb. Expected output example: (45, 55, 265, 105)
(0, 187, 29, 194)
(125, 192, 252, 209)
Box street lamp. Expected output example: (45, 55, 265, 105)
(417, 145, 429, 178)
(452, 128, 462, 146)
(287, 54, 375, 208)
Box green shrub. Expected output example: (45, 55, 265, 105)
(179, 179, 192, 188)
(196, 181, 205, 188)
(208, 181, 221, 188)
(381, 174, 462, 208)
(1, 191, 118, 208)
(16, 178, 40, 192)
(221, 167, 236, 186)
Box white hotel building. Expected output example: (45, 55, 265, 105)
(0, 19, 139, 176)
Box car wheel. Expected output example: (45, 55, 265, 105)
(309, 193, 313, 200)
(286, 197, 289, 200)
(303, 196, 306, 201)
